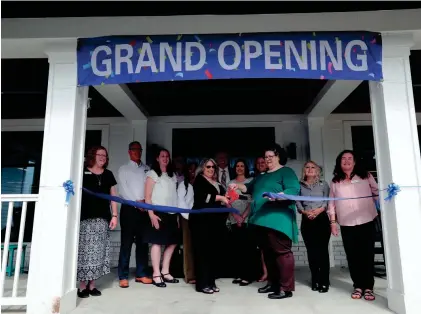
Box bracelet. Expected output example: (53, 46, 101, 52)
(330, 220, 336, 224)
(112, 215, 118, 218)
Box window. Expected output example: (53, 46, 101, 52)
(1, 130, 103, 242)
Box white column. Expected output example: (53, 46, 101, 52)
(369, 33, 421, 314)
(307, 117, 336, 267)
(132, 120, 148, 164)
(26, 40, 88, 314)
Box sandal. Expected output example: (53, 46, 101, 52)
(364, 289, 376, 301)
(351, 288, 363, 299)
(161, 273, 179, 284)
(152, 275, 167, 288)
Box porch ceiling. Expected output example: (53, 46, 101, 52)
(126, 79, 327, 116)
(334, 50, 421, 113)
(0, 59, 123, 119)
(3, 1, 421, 18)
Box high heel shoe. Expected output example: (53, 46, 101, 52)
(311, 282, 319, 291)
(152, 276, 167, 288)
(161, 273, 179, 283)
(201, 287, 214, 294)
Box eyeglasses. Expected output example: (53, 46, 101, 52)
(264, 155, 276, 159)
(205, 165, 216, 169)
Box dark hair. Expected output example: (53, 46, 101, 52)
(85, 146, 109, 168)
(234, 158, 250, 178)
(264, 143, 288, 166)
(128, 141, 142, 150)
(332, 150, 369, 183)
(180, 164, 191, 196)
(151, 147, 174, 177)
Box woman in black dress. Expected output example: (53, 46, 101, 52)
(189, 158, 230, 294)
(77, 146, 118, 298)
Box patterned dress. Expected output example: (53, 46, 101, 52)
(77, 168, 117, 282)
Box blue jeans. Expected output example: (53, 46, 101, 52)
(117, 205, 150, 279)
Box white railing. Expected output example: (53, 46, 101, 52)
(1, 194, 38, 307)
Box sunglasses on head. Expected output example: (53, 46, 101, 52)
(206, 165, 216, 169)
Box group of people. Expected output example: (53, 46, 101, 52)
(76, 141, 379, 302)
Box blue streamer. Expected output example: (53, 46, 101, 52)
(262, 183, 403, 203)
(63, 180, 75, 205)
(82, 187, 240, 214)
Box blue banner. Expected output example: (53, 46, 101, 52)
(77, 32, 382, 86)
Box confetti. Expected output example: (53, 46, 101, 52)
(376, 61, 382, 66)
(129, 40, 136, 46)
(110, 71, 115, 78)
(105, 74, 110, 79)
(279, 41, 283, 47)
(241, 45, 245, 50)
(209, 48, 216, 53)
(175, 72, 184, 78)
(101, 82, 105, 86)
(353, 48, 356, 53)
(194, 35, 201, 43)
(164, 56, 167, 60)
(177, 34, 183, 41)
(205, 69, 213, 79)
(307, 43, 311, 50)
(320, 75, 325, 80)
(313, 32, 316, 36)
(335, 37, 339, 43)
(278, 58, 282, 65)
(328, 62, 333, 74)
(138, 48, 142, 54)
(89, 51, 93, 56)
(239, 33, 242, 37)
(369, 73, 375, 77)
(370, 38, 376, 44)
(82, 63, 91, 70)
(146, 36, 153, 44)
(289, 68, 296, 72)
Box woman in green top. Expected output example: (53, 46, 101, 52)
(229, 144, 300, 300)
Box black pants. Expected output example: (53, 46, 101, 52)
(189, 214, 225, 291)
(301, 213, 331, 286)
(230, 224, 260, 282)
(341, 220, 375, 290)
(118, 204, 150, 279)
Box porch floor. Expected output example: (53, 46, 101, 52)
(2, 267, 391, 314)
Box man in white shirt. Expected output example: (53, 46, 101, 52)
(117, 141, 152, 288)
(215, 151, 234, 190)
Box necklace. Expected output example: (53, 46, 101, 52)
(95, 174, 102, 187)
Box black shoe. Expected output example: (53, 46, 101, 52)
(258, 284, 276, 293)
(89, 288, 102, 296)
(268, 291, 293, 299)
(161, 273, 179, 283)
(232, 278, 242, 284)
(239, 280, 251, 286)
(211, 285, 220, 292)
(311, 282, 319, 291)
(318, 285, 329, 293)
(77, 289, 90, 298)
(200, 287, 214, 294)
(152, 276, 167, 288)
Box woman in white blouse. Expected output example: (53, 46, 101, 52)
(177, 165, 195, 283)
(144, 147, 180, 288)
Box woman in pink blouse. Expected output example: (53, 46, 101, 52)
(328, 150, 378, 302)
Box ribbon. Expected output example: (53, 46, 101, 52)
(262, 183, 403, 203)
(82, 187, 240, 214)
(63, 180, 75, 205)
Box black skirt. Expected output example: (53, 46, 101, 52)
(143, 212, 181, 245)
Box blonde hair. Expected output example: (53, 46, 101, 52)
(301, 160, 322, 182)
(196, 158, 218, 181)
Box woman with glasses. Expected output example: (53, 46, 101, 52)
(229, 144, 300, 300)
(77, 146, 118, 298)
(189, 158, 230, 294)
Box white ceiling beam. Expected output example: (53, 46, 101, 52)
(306, 80, 363, 118)
(93, 84, 148, 122)
(2, 10, 421, 39)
